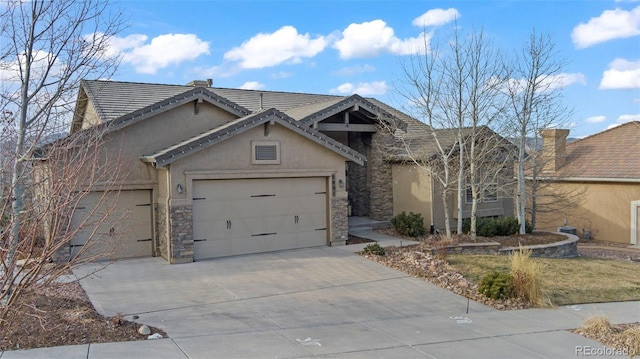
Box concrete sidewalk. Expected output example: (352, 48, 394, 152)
(1, 246, 638, 358)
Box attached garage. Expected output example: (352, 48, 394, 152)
(69, 189, 153, 260)
(192, 177, 328, 260)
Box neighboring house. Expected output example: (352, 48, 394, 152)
(46, 79, 514, 263)
(391, 124, 515, 232)
(535, 123, 640, 245)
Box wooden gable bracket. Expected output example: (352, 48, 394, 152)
(264, 119, 275, 136)
(194, 98, 203, 115)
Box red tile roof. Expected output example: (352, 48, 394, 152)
(559, 121, 640, 180)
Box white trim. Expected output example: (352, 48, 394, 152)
(631, 200, 640, 245)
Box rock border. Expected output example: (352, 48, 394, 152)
(433, 231, 580, 258)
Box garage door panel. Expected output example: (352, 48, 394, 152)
(193, 178, 328, 260)
(70, 190, 153, 260)
(194, 238, 233, 261)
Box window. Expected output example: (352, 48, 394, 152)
(465, 185, 474, 204)
(465, 176, 498, 204)
(483, 183, 498, 202)
(251, 141, 280, 164)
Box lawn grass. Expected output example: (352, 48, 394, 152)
(447, 255, 640, 306)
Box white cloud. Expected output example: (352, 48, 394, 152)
(0, 50, 62, 83)
(109, 33, 209, 74)
(271, 71, 293, 79)
(224, 26, 327, 69)
(412, 8, 460, 27)
(329, 81, 388, 95)
(571, 6, 640, 48)
(585, 115, 606, 123)
(507, 72, 586, 93)
(547, 73, 587, 88)
(618, 113, 640, 122)
(599, 58, 640, 89)
(332, 64, 376, 76)
(333, 20, 429, 59)
(607, 113, 640, 128)
(238, 81, 265, 90)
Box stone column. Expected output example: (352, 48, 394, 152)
(169, 205, 194, 263)
(330, 196, 348, 246)
(369, 129, 394, 220)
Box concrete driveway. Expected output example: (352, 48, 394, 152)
(62, 246, 634, 359)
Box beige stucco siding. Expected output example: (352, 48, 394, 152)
(100, 102, 238, 183)
(81, 100, 102, 129)
(392, 164, 433, 226)
(536, 181, 640, 244)
(169, 123, 348, 198)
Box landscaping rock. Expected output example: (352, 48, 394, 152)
(138, 325, 151, 335)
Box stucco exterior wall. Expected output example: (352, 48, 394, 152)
(165, 123, 351, 256)
(168, 124, 348, 197)
(98, 102, 238, 183)
(536, 181, 640, 244)
(392, 164, 433, 226)
(155, 168, 170, 260)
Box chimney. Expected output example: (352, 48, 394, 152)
(187, 79, 212, 87)
(540, 128, 570, 173)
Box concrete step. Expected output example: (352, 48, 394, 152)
(347, 217, 391, 230)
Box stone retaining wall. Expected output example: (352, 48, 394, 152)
(432, 232, 579, 258)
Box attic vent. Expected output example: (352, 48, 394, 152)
(251, 141, 280, 164)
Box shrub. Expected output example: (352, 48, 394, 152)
(390, 211, 426, 237)
(462, 216, 533, 237)
(362, 243, 386, 256)
(478, 271, 515, 300)
(510, 246, 547, 307)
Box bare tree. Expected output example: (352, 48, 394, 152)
(505, 30, 571, 234)
(1, 128, 126, 329)
(392, 35, 460, 238)
(0, 0, 124, 327)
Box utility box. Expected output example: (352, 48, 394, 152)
(557, 226, 577, 235)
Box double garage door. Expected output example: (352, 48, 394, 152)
(69, 190, 153, 260)
(192, 177, 328, 260)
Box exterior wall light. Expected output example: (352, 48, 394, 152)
(338, 179, 345, 188)
(176, 183, 183, 194)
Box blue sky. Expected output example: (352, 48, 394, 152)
(109, 0, 640, 138)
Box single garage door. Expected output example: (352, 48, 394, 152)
(69, 189, 153, 260)
(192, 177, 327, 260)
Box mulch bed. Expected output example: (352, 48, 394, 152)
(0, 283, 167, 351)
(346, 235, 375, 245)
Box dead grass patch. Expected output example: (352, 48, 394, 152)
(447, 255, 640, 306)
(572, 316, 639, 357)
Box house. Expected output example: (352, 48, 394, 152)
(47, 79, 513, 263)
(390, 124, 515, 232)
(535, 123, 640, 245)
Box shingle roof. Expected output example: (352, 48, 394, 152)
(78, 80, 455, 160)
(558, 121, 640, 180)
(81, 80, 342, 123)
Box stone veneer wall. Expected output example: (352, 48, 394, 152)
(169, 205, 194, 263)
(155, 203, 169, 260)
(331, 196, 348, 245)
(431, 232, 579, 258)
(369, 129, 394, 221)
(347, 132, 369, 216)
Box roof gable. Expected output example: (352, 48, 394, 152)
(140, 108, 366, 168)
(296, 94, 393, 125)
(72, 80, 251, 133)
